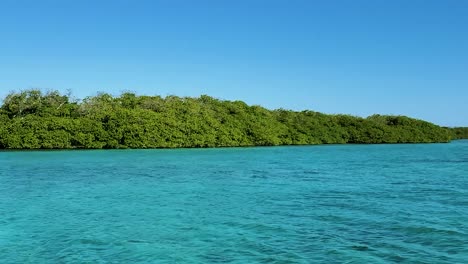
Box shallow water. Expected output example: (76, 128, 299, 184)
(1, 141, 467, 263)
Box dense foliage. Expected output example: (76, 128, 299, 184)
(449, 127, 468, 140)
(0, 90, 456, 149)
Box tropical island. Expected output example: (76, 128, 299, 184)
(0, 89, 466, 149)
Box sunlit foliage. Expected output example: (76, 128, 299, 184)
(0, 89, 459, 149)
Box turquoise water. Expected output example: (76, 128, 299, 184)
(1, 141, 467, 263)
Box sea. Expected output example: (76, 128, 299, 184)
(1, 140, 467, 263)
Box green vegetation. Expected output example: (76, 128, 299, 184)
(449, 127, 468, 140)
(0, 89, 458, 149)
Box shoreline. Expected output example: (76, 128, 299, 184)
(1, 140, 462, 152)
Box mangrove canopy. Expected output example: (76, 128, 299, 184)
(0, 89, 463, 149)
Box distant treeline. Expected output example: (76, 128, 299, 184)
(449, 127, 468, 140)
(0, 89, 464, 149)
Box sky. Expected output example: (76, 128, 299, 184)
(0, 0, 467, 126)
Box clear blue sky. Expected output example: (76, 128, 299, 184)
(0, 0, 467, 126)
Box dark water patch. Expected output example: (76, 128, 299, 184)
(302, 170, 321, 174)
(351, 244, 371, 251)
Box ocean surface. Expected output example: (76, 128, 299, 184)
(1, 141, 467, 263)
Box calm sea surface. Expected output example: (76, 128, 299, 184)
(1, 141, 467, 263)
